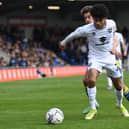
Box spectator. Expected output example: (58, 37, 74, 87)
(9, 53, 18, 67)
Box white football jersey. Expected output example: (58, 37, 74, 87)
(61, 19, 116, 62)
(115, 32, 124, 53)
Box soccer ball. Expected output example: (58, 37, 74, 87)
(46, 108, 64, 124)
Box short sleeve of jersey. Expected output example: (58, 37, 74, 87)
(119, 33, 124, 43)
(110, 20, 116, 33)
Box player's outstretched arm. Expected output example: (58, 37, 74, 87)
(60, 26, 86, 47)
(119, 33, 127, 57)
(121, 40, 127, 57)
(110, 36, 122, 59)
(110, 49, 122, 59)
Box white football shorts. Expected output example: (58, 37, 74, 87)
(88, 58, 122, 78)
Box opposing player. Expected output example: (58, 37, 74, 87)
(60, 4, 129, 120)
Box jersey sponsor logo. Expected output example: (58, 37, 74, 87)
(107, 28, 112, 33)
(99, 36, 107, 42)
(95, 36, 109, 46)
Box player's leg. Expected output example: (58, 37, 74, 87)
(83, 70, 99, 114)
(117, 59, 129, 101)
(82, 71, 90, 114)
(106, 59, 120, 90)
(112, 77, 124, 107)
(123, 85, 129, 101)
(111, 77, 129, 117)
(82, 68, 89, 96)
(106, 62, 129, 117)
(85, 68, 99, 120)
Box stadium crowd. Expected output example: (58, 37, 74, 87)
(0, 26, 66, 68)
(0, 25, 129, 69)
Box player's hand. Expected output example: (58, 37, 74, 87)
(110, 49, 122, 59)
(59, 41, 66, 50)
(123, 50, 127, 57)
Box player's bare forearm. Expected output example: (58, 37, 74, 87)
(110, 49, 122, 59)
(112, 36, 118, 50)
(110, 36, 122, 59)
(121, 42, 127, 56)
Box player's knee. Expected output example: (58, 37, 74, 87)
(88, 79, 96, 87)
(114, 82, 123, 90)
(116, 84, 124, 90)
(112, 78, 124, 90)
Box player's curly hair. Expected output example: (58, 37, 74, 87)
(90, 4, 109, 19)
(80, 5, 93, 16)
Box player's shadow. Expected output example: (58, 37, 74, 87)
(42, 122, 61, 125)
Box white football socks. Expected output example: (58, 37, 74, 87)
(115, 89, 123, 107)
(87, 87, 96, 110)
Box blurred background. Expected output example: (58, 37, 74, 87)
(0, 0, 129, 70)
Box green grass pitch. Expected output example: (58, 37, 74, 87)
(0, 72, 129, 129)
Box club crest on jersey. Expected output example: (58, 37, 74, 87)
(107, 28, 112, 33)
(92, 32, 96, 36)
